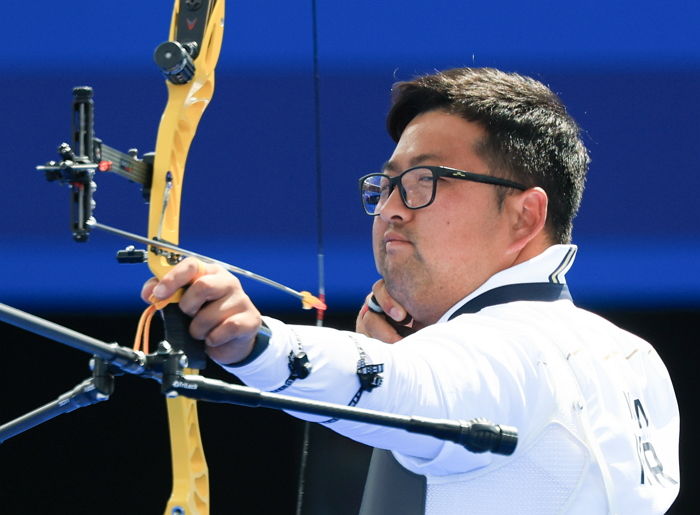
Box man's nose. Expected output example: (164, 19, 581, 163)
(378, 186, 410, 221)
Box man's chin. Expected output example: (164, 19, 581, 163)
(381, 269, 414, 303)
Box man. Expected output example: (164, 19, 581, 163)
(143, 68, 679, 513)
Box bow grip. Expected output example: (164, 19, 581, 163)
(161, 303, 207, 370)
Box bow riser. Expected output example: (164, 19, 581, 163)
(165, 393, 209, 514)
(149, 0, 224, 279)
(150, 2, 225, 514)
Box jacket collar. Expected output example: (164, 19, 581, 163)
(440, 244, 577, 322)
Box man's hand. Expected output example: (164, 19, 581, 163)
(141, 257, 262, 365)
(356, 279, 414, 343)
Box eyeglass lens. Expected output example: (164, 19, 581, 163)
(361, 168, 436, 214)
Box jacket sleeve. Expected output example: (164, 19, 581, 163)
(220, 315, 545, 476)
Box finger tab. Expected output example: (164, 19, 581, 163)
(367, 294, 383, 314)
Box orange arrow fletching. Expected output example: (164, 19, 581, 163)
(300, 291, 327, 311)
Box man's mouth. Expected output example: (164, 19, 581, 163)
(383, 231, 411, 250)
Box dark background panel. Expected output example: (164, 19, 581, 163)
(0, 308, 695, 514)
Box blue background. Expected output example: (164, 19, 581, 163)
(2, 0, 699, 313)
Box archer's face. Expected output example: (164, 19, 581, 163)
(372, 110, 514, 324)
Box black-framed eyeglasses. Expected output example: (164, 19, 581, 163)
(358, 165, 528, 216)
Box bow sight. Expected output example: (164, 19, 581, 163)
(35, 0, 214, 244)
(34, 86, 328, 310)
(36, 86, 154, 244)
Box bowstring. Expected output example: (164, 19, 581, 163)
(312, 0, 326, 329)
(295, 1, 324, 513)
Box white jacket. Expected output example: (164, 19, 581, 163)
(224, 245, 680, 514)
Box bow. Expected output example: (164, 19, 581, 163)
(148, 4, 326, 511)
(36, 1, 224, 512)
(148, 1, 224, 513)
(34, 2, 326, 512)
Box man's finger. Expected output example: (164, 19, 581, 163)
(186, 285, 250, 339)
(369, 294, 413, 326)
(357, 310, 403, 344)
(370, 279, 413, 323)
(141, 277, 160, 303)
(152, 257, 206, 299)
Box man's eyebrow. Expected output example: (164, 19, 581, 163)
(382, 153, 442, 172)
(381, 160, 397, 172)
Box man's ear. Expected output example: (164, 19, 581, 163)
(506, 187, 548, 253)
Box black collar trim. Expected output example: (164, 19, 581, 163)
(448, 282, 572, 320)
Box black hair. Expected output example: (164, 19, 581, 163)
(387, 68, 589, 244)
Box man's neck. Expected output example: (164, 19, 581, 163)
(412, 238, 553, 327)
